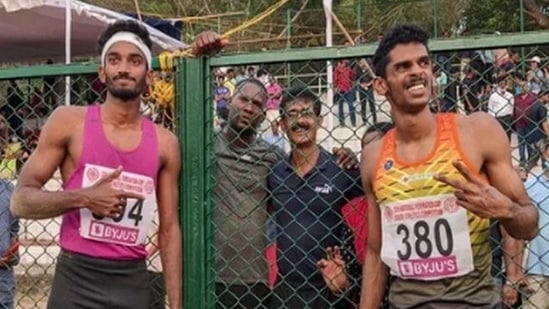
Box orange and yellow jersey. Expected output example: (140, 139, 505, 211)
(372, 113, 498, 308)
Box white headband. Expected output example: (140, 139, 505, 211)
(101, 31, 152, 69)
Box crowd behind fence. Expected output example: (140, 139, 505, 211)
(0, 33, 546, 308)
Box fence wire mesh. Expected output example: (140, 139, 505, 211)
(206, 41, 549, 309)
(0, 34, 548, 309)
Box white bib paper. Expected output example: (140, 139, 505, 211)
(79, 164, 156, 246)
(380, 194, 474, 280)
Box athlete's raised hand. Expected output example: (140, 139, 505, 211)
(434, 160, 514, 219)
(80, 166, 145, 218)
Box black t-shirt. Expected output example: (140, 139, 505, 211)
(444, 80, 458, 103)
(461, 77, 482, 112)
(268, 149, 363, 288)
(524, 101, 548, 143)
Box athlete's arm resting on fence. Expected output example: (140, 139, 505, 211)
(359, 140, 388, 309)
(474, 113, 539, 240)
(155, 128, 182, 309)
(10, 107, 142, 220)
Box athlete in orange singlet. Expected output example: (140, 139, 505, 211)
(358, 24, 538, 309)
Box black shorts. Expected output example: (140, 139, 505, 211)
(47, 250, 150, 309)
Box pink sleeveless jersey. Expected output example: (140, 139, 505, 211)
(59, 104, 159, 260)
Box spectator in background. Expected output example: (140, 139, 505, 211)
(214, 75, 231, 125)
(257, 69, 269, 87)
(522, 88, 549, 173)
(330, 122, 394, 307)
(507, 71, 524, 96)
(235, 67, 248, 83)
(334, 59, 357, 127)
(376, 33, 384, 44)
(87, 74, 107, 104)
(522, 142, 549, 309)
(441, 68, 460, 113)
(433, 64, 448, 112)
(214, 79, 284, 309)
(247, 67, 256, 80)
(501, 49, 520, 74)
(481, 83, 494, 108)
(357, 58, 376, 125)
(434, 64, 448, 94)
(340, 122, 394, 267)
(527, 56, 545, 95)
(214, 80, 355, 309)
(0, 117, 10, 152)
(2, 81, 23, 140)
(0, 137, 25, 180)
(224, 68, 237, 96)
(462, 66, 483, 113)
(0, 180, 19, 309)
(263, 119, 287, 153)
(265, 75, 283, 124)
(353, 29, 366, 45)
(268, 87, 362, 308)
(488, 76, 514, 141)
(513, 82, 541, 171)
(494, 47, 512, 72)
(436, 33, 451, 75)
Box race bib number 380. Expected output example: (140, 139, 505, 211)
(380, 194, 474, 281)
(79, 164, 156, 246)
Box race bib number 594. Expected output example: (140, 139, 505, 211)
(79, 164, 156, 246)
(380, 194, 474, 281)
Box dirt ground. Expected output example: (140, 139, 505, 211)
(15, 275, 51, 309)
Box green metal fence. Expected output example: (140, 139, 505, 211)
(0, 30, 548, 308)
(186, 30, 549, 309)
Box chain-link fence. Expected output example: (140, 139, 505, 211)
(1, 30, 549, 308)
(182, 31, 549, 309)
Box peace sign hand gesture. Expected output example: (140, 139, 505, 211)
(434, 160, 514, 220)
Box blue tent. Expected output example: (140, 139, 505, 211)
(125, 13, 184, 41)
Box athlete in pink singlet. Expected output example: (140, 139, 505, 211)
(10, 20, 226, 309)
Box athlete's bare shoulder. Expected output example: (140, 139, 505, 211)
(456, 111, 505, 142)
(154, 124, 180, 162)
(455, 111, 509, 164)
(48, 105, 87, 122)
(154, 124, 179, 145)
(43, 105, 87, 138)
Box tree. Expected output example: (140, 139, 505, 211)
(462, 0, 520, 34)
(462, 0, 549, 34)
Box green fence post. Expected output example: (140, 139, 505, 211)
(356, 0, 362, 31)
(178, 57, 210, 309)
(286, 9, 293, 85)
(520, 0, 526, 73)
(286, 8, 292, 49)
(432, 0, 439, 38)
